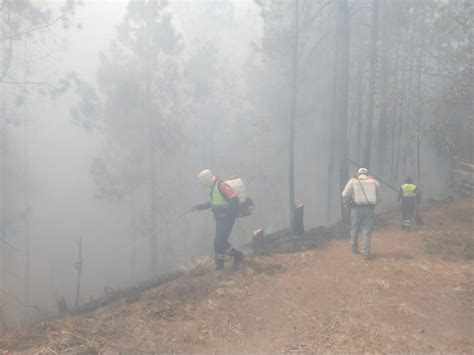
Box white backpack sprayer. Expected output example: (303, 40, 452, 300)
(224, 176, 255, 218)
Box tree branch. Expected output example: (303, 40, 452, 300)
(349, 0, 361, 13)
(306, 29, 333, 65)
(0, 80, 58, 89)
(442, 7, 473, 30)
(300, 1, 331, 29)
(0, 237, 20, 252)
(1, 14, 66, 42)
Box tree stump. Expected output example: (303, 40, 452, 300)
(294, 203, 304, 235)
(57, 296, 69, 314)
(253, 229, 265, 254)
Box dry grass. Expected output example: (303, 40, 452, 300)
(0, 196, 473, 353)
(423, 230, 474, 261)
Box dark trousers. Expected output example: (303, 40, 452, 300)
(401, 197, 416, 220)
(213, 213, 236, 261)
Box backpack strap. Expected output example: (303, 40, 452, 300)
(216, 180, 231, 204)
(356, 177, 371, 205)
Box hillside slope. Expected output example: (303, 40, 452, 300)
(1, 197, 473, 353)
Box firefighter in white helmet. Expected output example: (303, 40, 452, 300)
(191, 169, 244, 270)
(342, 168, 380, 259)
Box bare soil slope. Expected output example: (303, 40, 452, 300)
(1, 197, 473, 353)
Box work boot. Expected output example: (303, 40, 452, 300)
(229, 249, 244, 272)
(404, 220, 411, 232)
(215, 258, 224, 270)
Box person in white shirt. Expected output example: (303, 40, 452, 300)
(342, 168, 380, 259)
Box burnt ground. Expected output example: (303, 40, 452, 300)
(0, 197, 472, 353)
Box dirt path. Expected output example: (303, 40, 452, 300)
(1, 197, 473, 353)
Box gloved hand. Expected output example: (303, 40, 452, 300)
(180, 205, 198, 217)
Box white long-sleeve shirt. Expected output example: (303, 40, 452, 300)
(342, 174, 380, 205)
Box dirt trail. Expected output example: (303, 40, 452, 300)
(1, 197, 473, 353)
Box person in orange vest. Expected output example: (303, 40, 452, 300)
(398, 177, 417, 231)
(191, 169, 244, 270)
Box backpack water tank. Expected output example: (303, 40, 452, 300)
(225, 176, 254, 218)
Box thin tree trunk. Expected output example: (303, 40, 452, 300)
(74, 237, 83, 308)
(147, 71, 158, 277)
(0, 113, 6, 319)
(416, 30, 424, 185)
(362, 0, 379, 169)
(326, 7, 339, 223)
(0, 306, 8, 331)
(393, 23, 410, 180)
(23, 39, 31, 307)
(130, 191, 137, 283)
(401, 45, 415, 179)
(337, 0, 349, 222)
(23, 104, 31, 307)
(352, 39, 365, 164)
(289, 0, 299, 231)
(389, 38, 401, 180)
(376, 2, 391, 177)
(145, 11, 158, 275)
(200, 105, 208, 167)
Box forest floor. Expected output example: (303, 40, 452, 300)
(0, 196, 473, 353)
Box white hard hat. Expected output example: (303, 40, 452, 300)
(357, 168, 368, 175)
(198, 169, 214, 191)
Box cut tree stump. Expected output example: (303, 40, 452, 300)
(57, 296, 68, 314)
(294, 203, 304, 235)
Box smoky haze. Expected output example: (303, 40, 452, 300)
(0, 0, 469, 326)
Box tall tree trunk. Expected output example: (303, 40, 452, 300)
(337, 0, 349, 222)
(326, 6, 340, 223)
(289, 0, 299, 231)
(130, 191, 137, 283)
(416, 29, 424, 185)
(393, 23, 410, 180)
(23, 100, 31, 307)
(362, 0, 379, 169)
(389, 38, 401, 181)
(145, 12, 158, 276)
(147, 69, 158, 277)
(74, 237, 83, 308)
(352, 39, 366, 164)
(400, 43, 415, 179)
(375, 2, 391, 178)
(23, 39, 31, 306)
(0, 113, 6, 318)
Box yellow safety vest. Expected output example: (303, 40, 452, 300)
(401, 183, 417, 197)
(210, 182, 230, 208)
